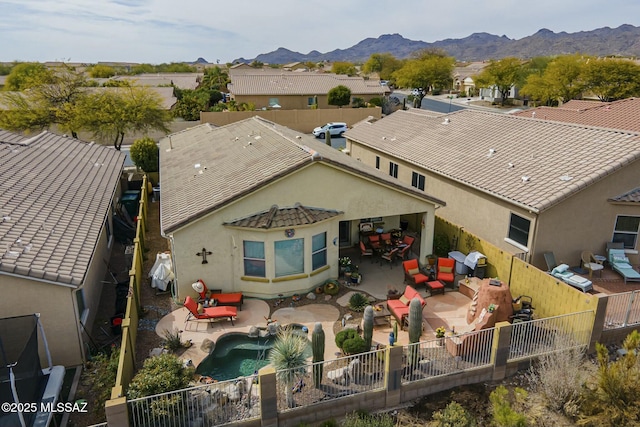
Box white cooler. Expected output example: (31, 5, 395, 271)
(448, 251, 469, 275)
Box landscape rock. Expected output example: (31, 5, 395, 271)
(306, 292, 316, 300)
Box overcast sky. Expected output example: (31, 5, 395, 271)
(1, 0, 639, 64)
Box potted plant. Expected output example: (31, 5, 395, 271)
(435, 326, 446, 345)
(350, 271, 360, 284)
(339, 256, 352, 277)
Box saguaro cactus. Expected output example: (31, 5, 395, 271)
(312, 322, 325, 388)
(408, 298, 422, 343)
(408, 298, 423, 367)
(363, 305, 374, 350)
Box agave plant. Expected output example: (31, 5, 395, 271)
(268, 328, 309, 408)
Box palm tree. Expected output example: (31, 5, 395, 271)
(268, 328, 308, 408)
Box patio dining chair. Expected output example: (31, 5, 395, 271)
(581, 251, 604, 278)
(359, 241, 374, 263)
(380, 247, 399, 268)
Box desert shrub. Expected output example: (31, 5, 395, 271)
(578, 331, 640, 427)
(83, 348, 120, 416)
(130, 136, 159, 172)
(342, 410, 395, 427)
(162, 328, 184, 351)
(432, 401, 477, 427)
(335, 329, 359, 350)
(351, 97, 365, 108)
(369, 97, 383, 106)
(341, 335, 368, 355)
(127, 353, 194, 399)
(489, 385, 528, 427)
(526, 342, 589, 417)
(348, 292, 369, 312)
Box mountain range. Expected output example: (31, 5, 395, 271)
(231, 24, 640, 64)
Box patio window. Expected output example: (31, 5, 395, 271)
(389, 162, 398, 178)
(243, 241, 266, 277)
(307, 97, 315, 106)
(613, 215, 640, 249)
(411, 172, 425, 190)
(275, 238, 304, 277)
(507, 213, 530, 247)
(312, 232, 327, 270)
(268, 98, 280, 108)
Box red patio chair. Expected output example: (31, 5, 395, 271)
(184, 296, 237, 326)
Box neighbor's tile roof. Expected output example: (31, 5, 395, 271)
(112, 73, 203, 90)
(345, 108, 640, 213)
(609, 187, 640, 203)
(0, 130, 125, 286)
(159, 117, 445, 233)
(228, 71, 390, 96)
(224, 203, 341, 229)
(511, 98, 640, 133)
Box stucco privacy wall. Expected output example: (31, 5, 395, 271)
(435, 218, 513, 282)
(348, 141, 536, 259)
(510, 257, 598, 320)
(200, 108, 382, 135)
(435, 218, 598, 320)
(170, 161, 436, 300)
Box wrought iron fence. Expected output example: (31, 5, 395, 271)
(508, 311, 593, 361)
(402, 328, 495, 384)
(604, 290, 640, 330)
(128, 377, 260, 427)
(275, 347, 386, 412)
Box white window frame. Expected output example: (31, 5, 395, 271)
(311, 232, 327, 271)
(243, 241, 266, 277)
(274, 238, 305, 277)
(411, 172, 425, 190)
(506, 213, 530, 248)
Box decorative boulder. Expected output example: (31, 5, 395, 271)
(307, 292, 317, 300)
(248, 326, 260, 338)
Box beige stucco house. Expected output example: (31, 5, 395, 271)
(227, 68, 390, 110)
(0, 130, 125, 367)
(344, 108, 640, 271)
(159, 117, 445, 301)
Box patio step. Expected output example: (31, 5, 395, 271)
(459, 277, 481, 299)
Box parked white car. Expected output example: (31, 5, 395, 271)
(312, 122, 348, 139)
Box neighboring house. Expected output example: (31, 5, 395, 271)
(227, 69, 390, 110)
(109, 73, 203, 90)
(344, 108, 640, 271)
(0, 130, 125, 366)
(452, 61, 488, 95)
(159, 117, 444, 301)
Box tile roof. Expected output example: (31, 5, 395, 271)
(609, 187, 640, 203)
(159, 117, 445, 233)
(0, 130, 125, 286)
(224, 203, 341, 229)
(112, 73, 203, 90)
(344, 109, 640, 213)
(228, 71, 390, 96)
(511, 98, 640, 133)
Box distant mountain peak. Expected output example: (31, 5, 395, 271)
(233, 24, 640, 64)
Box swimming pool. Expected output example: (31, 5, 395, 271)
(196, 326, 311, 381)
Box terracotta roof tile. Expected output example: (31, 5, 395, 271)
(609, 187, 640, 203)
(0, 130, 124, 286)
(225, 203, 341, 229)
(512, 98, 640, 133)
(228, 71, 389, 96)
(345, 109, 640, 213)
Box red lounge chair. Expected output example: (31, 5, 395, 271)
(184, 296, 236, 326)
(192, 279, 244, 310)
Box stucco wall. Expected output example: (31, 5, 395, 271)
(533, 160, 640, 270)
(168, 161, 436, 300)
(348, 141, 536, 256)
(0, 209, 112, 367)
(200, 108, 382, 134)
(232, 94, 385, 111)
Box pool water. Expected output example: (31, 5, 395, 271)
(196, 329, 311, 381)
